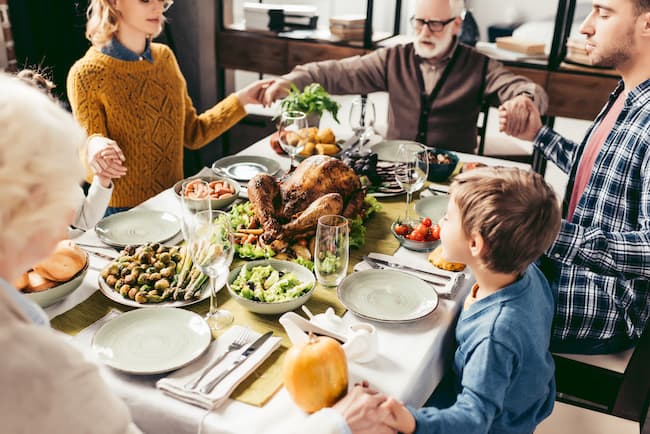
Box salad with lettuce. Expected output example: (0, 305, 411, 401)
(230, 264, 313, 303)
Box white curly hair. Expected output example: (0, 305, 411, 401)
(0, 73, 85, 259)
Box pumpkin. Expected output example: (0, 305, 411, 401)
(283, 333, 348, 413)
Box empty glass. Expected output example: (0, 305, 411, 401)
(314, 215, 350, 287)
(179, 179, 210, 240)
(348, 96, 376, 153)
(186, 210, 235, 333)
(278, 111, 308, 170)
(395, 142, 429, 223)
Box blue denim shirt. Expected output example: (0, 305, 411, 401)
(0, 278, 49, 327)
(410, 264, 555, 434)
(100, 37, 153, 63)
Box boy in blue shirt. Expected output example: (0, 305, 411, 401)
(384, 167, 561, 434)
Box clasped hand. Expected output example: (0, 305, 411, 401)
(497, 94, 542, 141)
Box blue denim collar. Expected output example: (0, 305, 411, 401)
(101, 37, 153, 63)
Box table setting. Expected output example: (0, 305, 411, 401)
(32, 104, 533, 432)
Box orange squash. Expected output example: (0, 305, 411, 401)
(283, 334, 348, 413)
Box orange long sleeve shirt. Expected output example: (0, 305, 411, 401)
(67, 43, 246, 208)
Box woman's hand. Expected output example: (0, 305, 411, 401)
(261, 78, 291, 107)
(87, 135, 127, 187)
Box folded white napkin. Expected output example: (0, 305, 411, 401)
(355, 252, 465, 298)
(156, 325, 281, 409)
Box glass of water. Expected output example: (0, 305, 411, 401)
(314, 215, 350, 287)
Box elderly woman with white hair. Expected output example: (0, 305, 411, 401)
(0, 72, 141, 434)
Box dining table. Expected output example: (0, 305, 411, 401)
(45, 128, 531, 434)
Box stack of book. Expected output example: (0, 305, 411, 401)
(565, 38, 591, 65)
(329, 15, 366, 41)
(244, 3, 318, 32)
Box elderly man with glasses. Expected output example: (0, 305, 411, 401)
(262, 0, 547, 154)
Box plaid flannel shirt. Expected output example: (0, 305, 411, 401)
(535, 79, 650, 342)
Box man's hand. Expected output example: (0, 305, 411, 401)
(87, 136, 127, 186)
(334, 383, 397, 434)
(236, 79, 276, 106)
(498, 94, 542, 141)
(261, 78, 291, 107)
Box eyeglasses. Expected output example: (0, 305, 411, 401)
(410, 16, 456, 33)
(139, 0, 174, 12)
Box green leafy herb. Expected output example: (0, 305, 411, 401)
(279, 83, 341, 123)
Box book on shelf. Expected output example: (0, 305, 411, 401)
(329, 14, 366, 26)
(495, 36, 546, 55)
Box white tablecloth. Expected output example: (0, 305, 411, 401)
(46, 135, 531, 434)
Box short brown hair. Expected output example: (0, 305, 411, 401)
(449, 167, 561, 275)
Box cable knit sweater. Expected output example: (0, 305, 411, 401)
(67, 43, 247, 207)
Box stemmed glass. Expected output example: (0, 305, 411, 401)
(278, 111, 308, 171)
(394, 143, 429, 223)
(179, 179, 210, 239)
(186, 209, 235, 333)
(349, 96, 376, 153)
(314, 215, 350, 287)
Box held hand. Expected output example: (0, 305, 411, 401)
(334, 383, 397, 434)
(87, 135, 127, 181)
(261, 78, 291, 107)
(236, 79, 276, 106)
(381, 397, 416, 434)
(498, 95, 542, 141)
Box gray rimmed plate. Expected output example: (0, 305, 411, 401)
(337, 269, 439, 323)
(92, 308, 211, 374)
(370, 140, 422, 161)
(211, 155, 280, 182)
(415, 195, 450, 222)
(95, 210, 181, 248)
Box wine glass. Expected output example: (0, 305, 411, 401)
(394, 143, 429, 223)
(186, 209, 235, 333)
(348, 96, 376, 153)
(278, 111, 308, 171)
(314, 215, 350, 287)
(179, 179, 210, 239)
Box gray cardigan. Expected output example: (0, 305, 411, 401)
(283, 42, 548, 153)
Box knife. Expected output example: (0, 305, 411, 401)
(200, 331, 273, 394)
(363, 255, 452, 281)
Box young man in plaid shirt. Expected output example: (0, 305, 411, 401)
(499, 0, 650, 354)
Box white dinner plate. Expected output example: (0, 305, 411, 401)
(97, 270, 226, 308)
(92, 308, 211, 374)
(415, 195, 450, 222)
(337, 269, 439, 323)
(212, 156, 280, 182)
(95, 210, 181, 248)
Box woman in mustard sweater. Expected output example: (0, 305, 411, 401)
(68, 0, 272, 213)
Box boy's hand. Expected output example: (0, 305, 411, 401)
(382, 397, 416, 434)
(236, 79, 275, 106)
(498, 95, 542, 141)
(261, 78, 291, 107)
(334, 383, 397, 434)
(87, 136, 127, 180)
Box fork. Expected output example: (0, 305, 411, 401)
(184, 328, 253, 390)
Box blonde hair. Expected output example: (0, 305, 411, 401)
(0, 73, 85, 256)
(449, 167, 561, 275)
(85, 0, 165, 47)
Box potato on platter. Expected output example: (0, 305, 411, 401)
(428, 245, 466, 271)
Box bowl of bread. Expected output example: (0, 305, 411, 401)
(14, 240, 89, 307)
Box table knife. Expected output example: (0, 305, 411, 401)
(200, 331, 273, 394)
(363, 255, 452, 281)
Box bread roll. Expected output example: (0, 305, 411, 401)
(33, 240, 87, 282)
(26, 271, 57, 292)
(14, 272, 30, 290)
(428, 245, 466, 272)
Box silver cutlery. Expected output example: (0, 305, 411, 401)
(81, 248, 118, 261)
(363, 256, 445, 288)
(200, 331, 273, 394)
(363, 255, 452, 280)
(185, 328, 254, 390)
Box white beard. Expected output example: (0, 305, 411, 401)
(414, 36, 454, 59)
